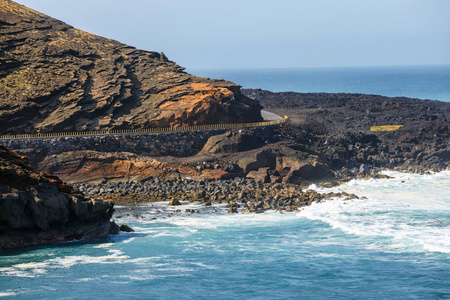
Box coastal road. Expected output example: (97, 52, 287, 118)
(261, 110, 284, 121)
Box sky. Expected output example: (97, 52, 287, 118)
(13, 0, 450, 70)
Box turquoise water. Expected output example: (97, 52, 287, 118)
(189, 65, 450, 102)
(1, 171, 449, 299)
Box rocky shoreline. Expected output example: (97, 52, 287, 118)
(68, 89, 449, 217)
(2, 87, 449, 249)
(74, 177, 360, 215)
(242, 89, 450, 175)
(2, 0, 449, 250)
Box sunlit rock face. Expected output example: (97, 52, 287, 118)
(0, 0, 262, 134)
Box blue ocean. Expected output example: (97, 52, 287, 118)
(1, 67, 450, 299)
(191, 65, 450, 102)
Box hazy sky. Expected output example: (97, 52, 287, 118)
(14, 0, 450, 70)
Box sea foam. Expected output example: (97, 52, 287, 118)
(302, 171, 450, 253)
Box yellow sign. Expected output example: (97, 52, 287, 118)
(370, 125, 404, 132)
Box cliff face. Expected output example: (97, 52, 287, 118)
(0, 0, 262, 134)
(0, 144, 118, 249)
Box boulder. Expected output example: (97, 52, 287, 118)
(238, 149, 276, 173)
(119, 224, 135, 232)
(276, 153, 332, 182)
(246, 168, 270, 183)
(0, 145, 118, 249)
(168, 199, 181, 206)
(201, 130, 265, 154)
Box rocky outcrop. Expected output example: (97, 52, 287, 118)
(201, 130, 266, 154)
(0, 145, 118, 249)
(37, 150, 201, 183)
(25, 126, 335, 186)
(0, 0, 262, 135)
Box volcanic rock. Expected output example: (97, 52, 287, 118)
(0, 145, 118, 249)
(243, 89, 450, 174)
(119, 224, 134, 232)
(37, 150, 198, 183)
(0, 0, 262, 134)
(168, 199, 181, 206)
(201, 130, 265, 154)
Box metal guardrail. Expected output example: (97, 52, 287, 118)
(0, 119, 286, 140)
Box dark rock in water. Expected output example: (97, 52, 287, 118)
(168, 199, 181, 206)
(359, 164, 370, 174)
(228, 207, 238, 213)
(81, 176, 335, 214)
(0, 145, 118, 249)
(0, 0, 262, 135)
(119, 224, 134, 232)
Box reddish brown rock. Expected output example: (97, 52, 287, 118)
(246, 168, 270, 183)
(37, 150, 201, 183)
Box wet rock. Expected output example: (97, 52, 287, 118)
(119, 224, 134, 232)
(359, 164, 370, 174)
(228, 207, 238, 213)
(168, 199, 181, 206)
(0, 145, 117, 249)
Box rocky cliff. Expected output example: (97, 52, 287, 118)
(0, 0, 262, 134)
(0, 144, 118, 249)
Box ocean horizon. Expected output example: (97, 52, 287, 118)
(189, 65, 450, 103)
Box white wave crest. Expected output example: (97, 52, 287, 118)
(301, 171, 450, 253)
(0, 291, 17, 297)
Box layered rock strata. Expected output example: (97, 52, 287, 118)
(0, 145, 118, 249)
(0, 0, 262, 134)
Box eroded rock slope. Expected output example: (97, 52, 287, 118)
(0, 0, 262, 134)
